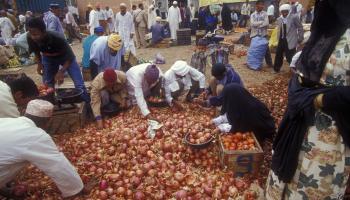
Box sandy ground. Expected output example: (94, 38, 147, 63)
(0, 34, 291, 87)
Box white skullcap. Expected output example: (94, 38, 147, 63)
(25, 99, 54, 118)
(19, 15, 26, 23)
(156, 16, 162, 21)
(149, 5, 154, 9)
(173, 1, 178, 5)
(279, 4, 291, 12)
(120, 3, 127, 7)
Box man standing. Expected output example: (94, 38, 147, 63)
(267, 3, 275, 23)
(81, 26, 104, 73)
(64, 7, 82, 44)
(105, 6, 114, 34)
(0, 76, 38, 118)
(0, 10, 15, 45)
(273, 4, 303, 73)
(43, 4, 64, 37)
(90, 68, 128, 129)
(88, 4, 101, 35)
(0, 100, 91, 199)
(26, 18, 90, 103)
(167, 1, 182, 41)
(248, 0, 272, 70)
(239, 0, 251, 27)
(115, 3, 136, 55)
(148, 5, 157, 30)
(134, 3, 148, 48)
(85, 4, 92, 24)
(190, 3, 196, 22)
(89, 33, 125, 78)
(290, 0, 303, 19)
(96, 4, 107, 33)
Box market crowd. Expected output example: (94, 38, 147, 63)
(1, 0, 350, 199)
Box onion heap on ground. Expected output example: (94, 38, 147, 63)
(13, 75, 291, 200)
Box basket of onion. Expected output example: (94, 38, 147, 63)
(147, 96, 168, 107)
(184, 131, 215, 149)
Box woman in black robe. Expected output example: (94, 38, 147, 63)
(221, 4, 233, 34)
(213, 83, 276, 143)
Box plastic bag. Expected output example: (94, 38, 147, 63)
(247, 36, 268, 70)
(147, 120, 163, 139)
(155, 53, 165, 64)
(269, 27, 278, 48)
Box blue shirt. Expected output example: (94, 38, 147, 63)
(208, 65, 244, 106)
(81, 34, 98, 68)
(43, 11, 64, 37)
(150, 23, 165, 44)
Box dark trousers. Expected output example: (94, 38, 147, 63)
(239, 15, 249, 27)
(66, 24, 82, 43)
(273, 38, 296, 72)
(265, 46, 273, 67)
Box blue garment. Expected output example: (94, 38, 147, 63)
(208, 65, 243, 106)
(43, 11, 64, 37)
(42, 56, 90, 103)
(89, 36, 125, 72)
(81, 34, 98, 68)
(150, 23, 165, 44)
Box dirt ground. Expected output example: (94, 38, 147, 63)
(0, 33, 290, 87)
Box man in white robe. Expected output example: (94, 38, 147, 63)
(0, 10, 15, 45)
(167, 1, 182, 40)
(105, 6, 114, 34)
(0, 100, 91, 198)
(115, 3, 136, 55)
(88, 4, 100, 35)
(148, 5, 157, 30)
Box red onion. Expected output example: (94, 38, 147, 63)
(175, 190, 187, 199)
(99, 180, 108, 190)
(134, 191, 145, 200)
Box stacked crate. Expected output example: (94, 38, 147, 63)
(176, 28, 191, 45)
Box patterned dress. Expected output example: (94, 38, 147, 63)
(266, 29, 350, 200)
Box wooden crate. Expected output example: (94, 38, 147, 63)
(153, 38, 171, 48)
(47, 102, 87, 135)
(218, 133, 263, 177)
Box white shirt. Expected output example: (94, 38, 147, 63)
(267, 5, 275, 16)
(89, 10, 100, 28)
(126, 63, 163, 116)
(164, 65, 205, 105)
(290, 51, 302, 68)
(115, 12, 136, 55)
(65, 11, 77, 27)
(105, 8, 114, 19)
(68, 6, 79, 16)
(0, 80, 20, 118)
(0, 117, 83, 197)
(241, 3, 251, 16)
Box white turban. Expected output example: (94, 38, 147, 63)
(25, 100, 54, 118)
(156, 16, 162, 22)
(171, 61, 190, 76)
(19, 15, 26, 23)
(279, 4, 291, 12)
(120, 3, 127, 7)
(173, 1, 178, 5)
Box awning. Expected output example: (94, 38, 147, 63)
(199, 0, 257, 7)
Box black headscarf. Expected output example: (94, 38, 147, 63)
(296, 0, 350, 82)
(221, 83, 276, 142)
(221, 4, 233, 31)
(272, 0, 350, 183)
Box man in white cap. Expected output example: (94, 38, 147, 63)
(0, 100, 93, 198)
(150, 16, 165, 45)
(167, 1, 182, 41)
(163, 60, 206, 109)
(273, 4, 303, 73)
(115, 3, 136, 55)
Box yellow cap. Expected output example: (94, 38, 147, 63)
(107, 34, 122, 51)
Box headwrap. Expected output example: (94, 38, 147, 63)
(279, 4, 291, 12)
(144, 64, 160, 84)
(25, 100, 54, 118)
(94, 26, 104, 34)
(19, 15, 26, 23)
(296, 0, 350, 82)
(103, 68, 117, 83)
(149, 5, 154, 9)
(173, 1, 178, 5)
(221, 83, 275, 142)
(87, 3, 92, 8)
(107, 34, 122, 51)
(120, 3, 127, 8)
(171, 61, 190, 77)
(211, 63, 226, 77)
